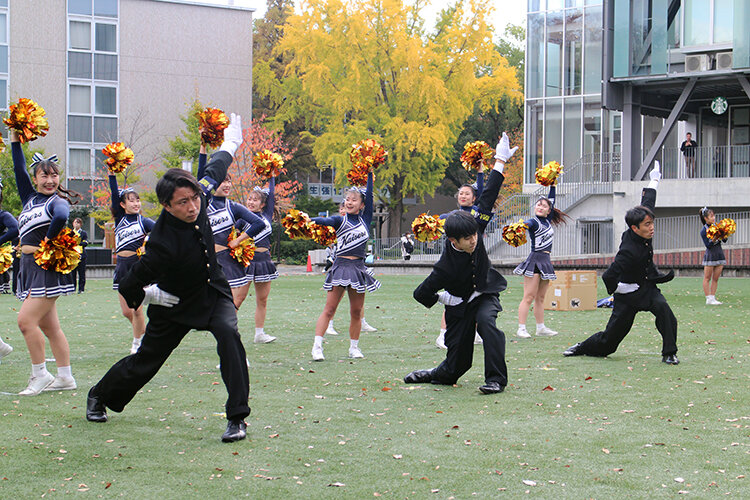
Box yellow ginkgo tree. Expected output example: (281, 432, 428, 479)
(255, 0, 520, 235)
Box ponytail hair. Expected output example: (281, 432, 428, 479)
(32, 159, 82, 205)
(699, 206, 713, 225)
(537, 197, 571, 227)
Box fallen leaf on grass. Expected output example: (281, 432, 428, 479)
(602, 448, 610, 454)
(522, 480, 536, 486)
(542, 385, 554, 391)
(382, 387, 391, 392)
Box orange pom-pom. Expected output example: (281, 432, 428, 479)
(281, 210, 313, 239)
(0, 135, 5, 154)
(411, 213, 445, 242)
(535, 161, 563, 187)
(102, 142, 135, 174)
(309, 223, 337, 247)
(198, 107, 230, 148)
(350, 139, 388, 172)
(0, 242, 13, 274)
(460, 141, 494, 171)
(33, 228, 82, 274)
(708, 218, 737, 240)
(3, 98, 49, 143)
(253, 150, 284, 178)
(346, 164, 370, 187)
(502, 219, 528, 247)
(228, 228, 256, 266)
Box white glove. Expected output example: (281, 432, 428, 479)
(142, 284, 180, 308)
(219, 113, 243, 157)
(437, 291, 463, 306)
(648, 161, 661, 188)
(494, 132, 519, 163)
(614, 282, 639, 294)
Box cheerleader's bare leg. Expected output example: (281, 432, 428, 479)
(232, 282, 250, 310)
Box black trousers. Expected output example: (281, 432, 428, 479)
(431, 293, 507, 386)
(578, 285, 677, 357)
(91, 293, 250, 420)
(74, 253, 86, 291)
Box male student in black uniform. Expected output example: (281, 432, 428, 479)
(403, 133, 517, 394)
(563, 162, 679, 364)
(72, 217, 88, 293)
(86, 114, 261, 442)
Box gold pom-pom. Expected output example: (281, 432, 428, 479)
(350, 138, 388, 171)
(281, 209, 313, 239)
(535, 161, 563, 187)
(309, 223, 337, 247)
(198, 107, 230, 148)
(0, 242, 14, 274)
(228, 228, 256, 267)
(346, 164, 370, 187)
(502, 219, 529, 247)
(102, 142, 135, 174)
(460, 141, 494, 171)
(253, 150, 284, 179)
(411, 213, 445, 242)
(33, 227, 82, 274)
(0, 135, 5, 154)
(708, 218, 737, 240)
(3, 98, 50, 143)
(136, 237, 147, 258)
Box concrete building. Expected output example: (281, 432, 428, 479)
(522, 0, 750, 255)
(5, 0, 254, 240)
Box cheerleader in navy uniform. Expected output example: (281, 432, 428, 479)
(0, 181, 18, 360)
(699, 207, 726, 305)
(513, 184, 570, 338)
(11, 131, 81, 395)
(109, 173, 155, 354)
(309, 172, 380, 360)
(435, 167, 485, 349)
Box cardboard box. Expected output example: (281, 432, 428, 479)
(543, 270, 598, 311)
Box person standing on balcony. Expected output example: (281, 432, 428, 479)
(563, 162, 680, 365)
(699, 207, 726, 305)
(680, 132, 698, 178)
(514, 183, 570, 339)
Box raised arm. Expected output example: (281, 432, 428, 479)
(197, 150, 207, 181)
(263, 177, 276, 221)
(547, 185, 556, 209)
(475, 170, 484, 200)
(362, 172, 374, 226)
(11, 141, 35, 205)
(198, 113, 242, 195)
(109, 174, 125, 220)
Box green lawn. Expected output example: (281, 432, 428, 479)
(0, 273, 748, 498)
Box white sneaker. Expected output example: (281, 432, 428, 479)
(43, 376, 77, 391)
(325, 324, 339, 335)
(254, 333, 277, 344)
(435, 332, 447, 349)
(0, 342, 12, 359)
(360, 319, 377, 332)
(474, 332, 483, 344)
(348, 346, 364, 359)
(536, 326, 559, 337)
(19, 371, 55, 396)
(707, 297, 723, 305)
(516, 327, 531, 339)
(311, 344, 325, 361)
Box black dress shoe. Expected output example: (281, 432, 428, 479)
(403, 369, 433, 384)
(662, 354, 680, 365)
(563, 342, 584, 356)
(86, 388, 108, 422)
(222, 419, 247, 442)
(479, 382, 505, 394)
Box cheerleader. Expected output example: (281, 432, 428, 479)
(0, 181, 19, 294)
(309, 172, 380, 361)
(514, 185, 570, 338)
(198, 148, 273, 343)
(11, 131, 81, 395)
(109, 173, 155, 354)
(699, 207, 726, 305)
(435, 167, 485, 349)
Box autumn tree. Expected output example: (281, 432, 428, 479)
(259, 0, 520, 235)
(0, 142, 45, 216)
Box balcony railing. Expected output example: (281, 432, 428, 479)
(648, 145, 750, 180)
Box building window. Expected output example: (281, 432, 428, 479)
(95, 23, 116, 52)
(69, 0, 91, 15)
(546, 11, 564, 97)
(684, 0, 733, 47)
(583, 5, 602, 94)
(564, 9, 582, 95)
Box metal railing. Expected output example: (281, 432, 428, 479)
(654, 210, 750, 251)
(649, 145, 750, 180)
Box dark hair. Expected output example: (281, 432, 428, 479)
(536, 197, 571, 227)
(699, 207, 713, 225)
(444, 211, 478, 240)
(156, 168, 202, 206)
(33, 160, 82, 205)
(456, 184, 477, 205)
(625, 205, 655, 228)
(344, 187, 365, 204)
(73, 217, 83, 225)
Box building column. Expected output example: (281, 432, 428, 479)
(620, 85, 641, 181)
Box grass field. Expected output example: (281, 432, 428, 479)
(0, 272, 748, 498)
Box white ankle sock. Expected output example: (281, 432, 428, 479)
(439, 328, 447, 335)
(255, 328, 264, 336)
(536, 323, 545, 331)
(57, 365, 72, 378)
(518, 324, 527, 331)
(350, 339, 359, 349)
(32, 362, 47, 378)
(328, 320, 335, 328)
(313, 336, 323, 348)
